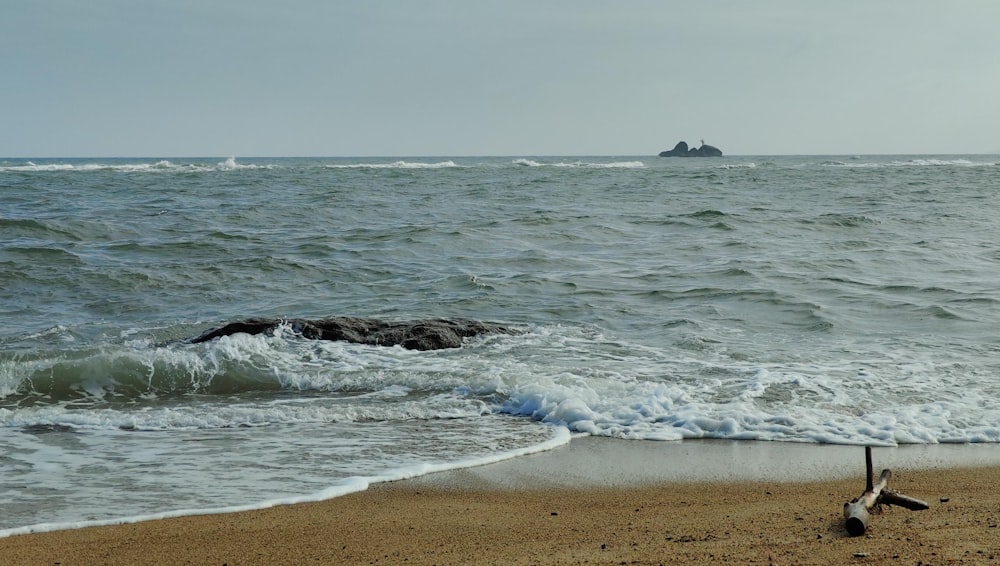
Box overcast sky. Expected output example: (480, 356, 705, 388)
(3, 1, 998, 157)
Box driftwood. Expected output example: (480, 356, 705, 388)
(843, 446, 929, 536)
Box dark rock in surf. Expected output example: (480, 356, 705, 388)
(188, 317, 508, 351)
(658, 140, 723, 157)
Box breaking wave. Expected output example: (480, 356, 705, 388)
(0, 158, 273, 173)
(324, 160, 460, 169)
(512, 158, 644, 168)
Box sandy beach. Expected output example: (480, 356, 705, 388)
(3, 437, 1000, 565)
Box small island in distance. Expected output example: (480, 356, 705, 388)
(659, 139, 723, 157)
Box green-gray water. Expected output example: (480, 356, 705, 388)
(2, 154, 999, 532)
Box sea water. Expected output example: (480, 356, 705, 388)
(2, 154, 1000, 533)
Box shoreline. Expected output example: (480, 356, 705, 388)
(407, 435, 1000, 487)
(3, 437, 1000, 564)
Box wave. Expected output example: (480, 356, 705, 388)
(820, 158, 992, 168)
(0, 158, 273, 173)
(4, 322, 1000, 444)
(2, 330, 402, 404)
(802, 213, 881, 228)
(0, 218, 81, 240)
(685, 209, 728, 219)
(325, 160, 460, 169)
(59, 156, 627, 173)
(0, 161, 169, 172)
(214, 156, 274, 171)
(324, 158, 646, 170)
(512, 158, 543, 167)
(0, 332, 499, 432)
(512, 158, 644, 168)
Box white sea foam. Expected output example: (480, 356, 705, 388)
(512, 158, 644, 168)
(215, 156, 274, 170)
(574, 160, 645, 168)
(512, 158, 543, 167)
(897, 158, 975, 166)
(0, 158, 273, 173)
(820, 157, 989, 168)
(468, 326, 1000, 446)
(1, 162, 76, 172)
(5, 321, 1000, 445)
(325, 160, 460, 169)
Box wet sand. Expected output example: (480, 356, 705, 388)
(3, 437, 1000, 565)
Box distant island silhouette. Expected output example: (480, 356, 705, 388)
(658, 140, 723, 157)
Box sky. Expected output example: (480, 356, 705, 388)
(3, 1, 999, 157)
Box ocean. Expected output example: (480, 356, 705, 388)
(2, 154, 999, 534)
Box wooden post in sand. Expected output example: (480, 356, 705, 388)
(843, 446, 929, 536)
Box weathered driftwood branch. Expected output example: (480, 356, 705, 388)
(843, 446, 929, 536)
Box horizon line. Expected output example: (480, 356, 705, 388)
(3, 151, 999, 160)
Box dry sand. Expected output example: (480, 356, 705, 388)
(3, 438, 1000, 565)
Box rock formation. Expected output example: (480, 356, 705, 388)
(659, 140, 723, 157)
(188, 317, 509, 351)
